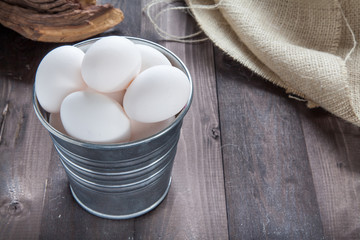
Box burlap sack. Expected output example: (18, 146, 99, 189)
(187, 0, 360, 127)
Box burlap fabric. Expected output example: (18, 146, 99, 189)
(187, 0, 360, 126)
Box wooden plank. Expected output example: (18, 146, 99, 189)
(98, 0, 142, 38)
(299, 107, 360, 239)
(215, 50, 324, 239)
(0, 27, 57, 239)
(132, 1, 228, 239)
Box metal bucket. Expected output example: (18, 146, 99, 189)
(33, 37, 193, 219)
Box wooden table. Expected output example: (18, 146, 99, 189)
(1, 1, 359, 239)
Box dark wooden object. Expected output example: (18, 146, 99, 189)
(0, 0, 359, 239)
(0, 0, 123, 42)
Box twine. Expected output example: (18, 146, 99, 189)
(337, 0, 357, 63)
(143, 0, 223, 43)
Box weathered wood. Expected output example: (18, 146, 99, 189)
(3, 0, 82, 13)
(1, 0, 360, 239)
(215, 50, 324, 239)
(299, 106, 360, 239)
(2, 0, 96, 12)
(0, 0, 123, 42)
(0, 68, 53, 240)
(0, 26, 58, 239)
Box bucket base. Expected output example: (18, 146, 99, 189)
(69, 178, 172, 220)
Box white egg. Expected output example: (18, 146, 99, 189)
(136, 44, 171, 72)
(60, 91, 131, 143)
(81, 36, 141, 93)
(130, 117, 175, 141)
(49, 112, 67, 134)
(35, 45, 86, 113)
(87, 88, 126, 105)
(102, 89, 126, 106)
(123, 65, 190, 123)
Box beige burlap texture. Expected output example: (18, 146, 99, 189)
(186, 0, 360, 126)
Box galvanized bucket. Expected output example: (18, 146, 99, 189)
(33, 37, 193, 219)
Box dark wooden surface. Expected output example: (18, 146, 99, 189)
(1, 1, 360, 239)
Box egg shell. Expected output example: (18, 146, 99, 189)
(49, 113, 67, 134)
(81, 36, 141, 93)
(136, 44, 171, 72)
(60, 91, 131, 143)
(103, 89, 126, 106)
(87, 87, 126, 106)
(123, 65, 190, 123)
(35, 45, 86, 113)
(130, 116, 175, 141)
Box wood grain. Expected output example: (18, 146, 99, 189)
(0, 28, 55, 239)
(1, 0, 360, 239)
(215, 50, 324, 239)
(0, 0, 124, 43)
(299, 107, 360, 239)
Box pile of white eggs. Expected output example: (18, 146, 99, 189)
(35, 36, 191, 144)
